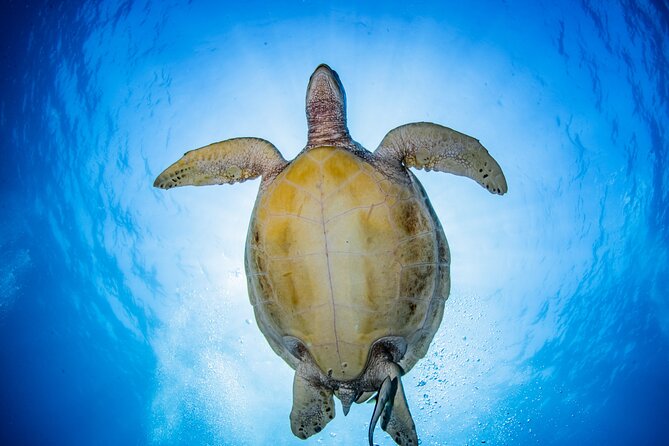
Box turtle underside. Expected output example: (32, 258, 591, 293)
(154, 63, 508, 446)
(245, 145, 450, 381)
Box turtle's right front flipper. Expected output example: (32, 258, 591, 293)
(375, 122, 507, 195)
(154, 137, 287, 189)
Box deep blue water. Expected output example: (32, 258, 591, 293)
(1, 1, 668, 445)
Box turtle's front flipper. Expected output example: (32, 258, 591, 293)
(153, 137, 287, 189)
(375, 122, 507, 194)
(369, 364, 418, 446)
(290, 372, 335, 439)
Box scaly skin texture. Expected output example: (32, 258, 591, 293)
(306, 65, 353, 150)
(245, 146, 449, 381)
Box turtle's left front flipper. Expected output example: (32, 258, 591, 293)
(375, 122, 507, 194)
(154, 137, 287, 189)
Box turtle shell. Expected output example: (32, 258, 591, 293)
(245, 146, 449, 381)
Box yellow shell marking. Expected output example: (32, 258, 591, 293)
(248, 147, 438, 380)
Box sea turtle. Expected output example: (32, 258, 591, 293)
(154, 64, 507, 445)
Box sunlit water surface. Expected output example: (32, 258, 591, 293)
(1, 1, 668, 444)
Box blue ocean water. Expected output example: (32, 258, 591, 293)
(1, 0, 668, 444)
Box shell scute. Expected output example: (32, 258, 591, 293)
(262, 216, 323, 258)
(325, 206, 395, 254)
(283, 155, 322, 192)
(399, 264, 436, 300)
(321, 148, 364, 192)
(267, 255, 329, 310)
(328, 253, 400, 309)
(262, 179, 321, 220)
(377, 178, 413, 205)
(396, 232, 437, 267)
(395, 297, 431, 329)
(323, 172, 385, 220)
(390, 198, 432, 235)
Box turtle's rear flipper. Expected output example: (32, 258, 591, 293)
(369, 369, 418, 446)
(290, 372, 335, 439)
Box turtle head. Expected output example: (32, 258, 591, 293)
(306, 64, 350, 147)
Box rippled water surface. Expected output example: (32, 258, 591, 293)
(1, 1, 668, 444)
